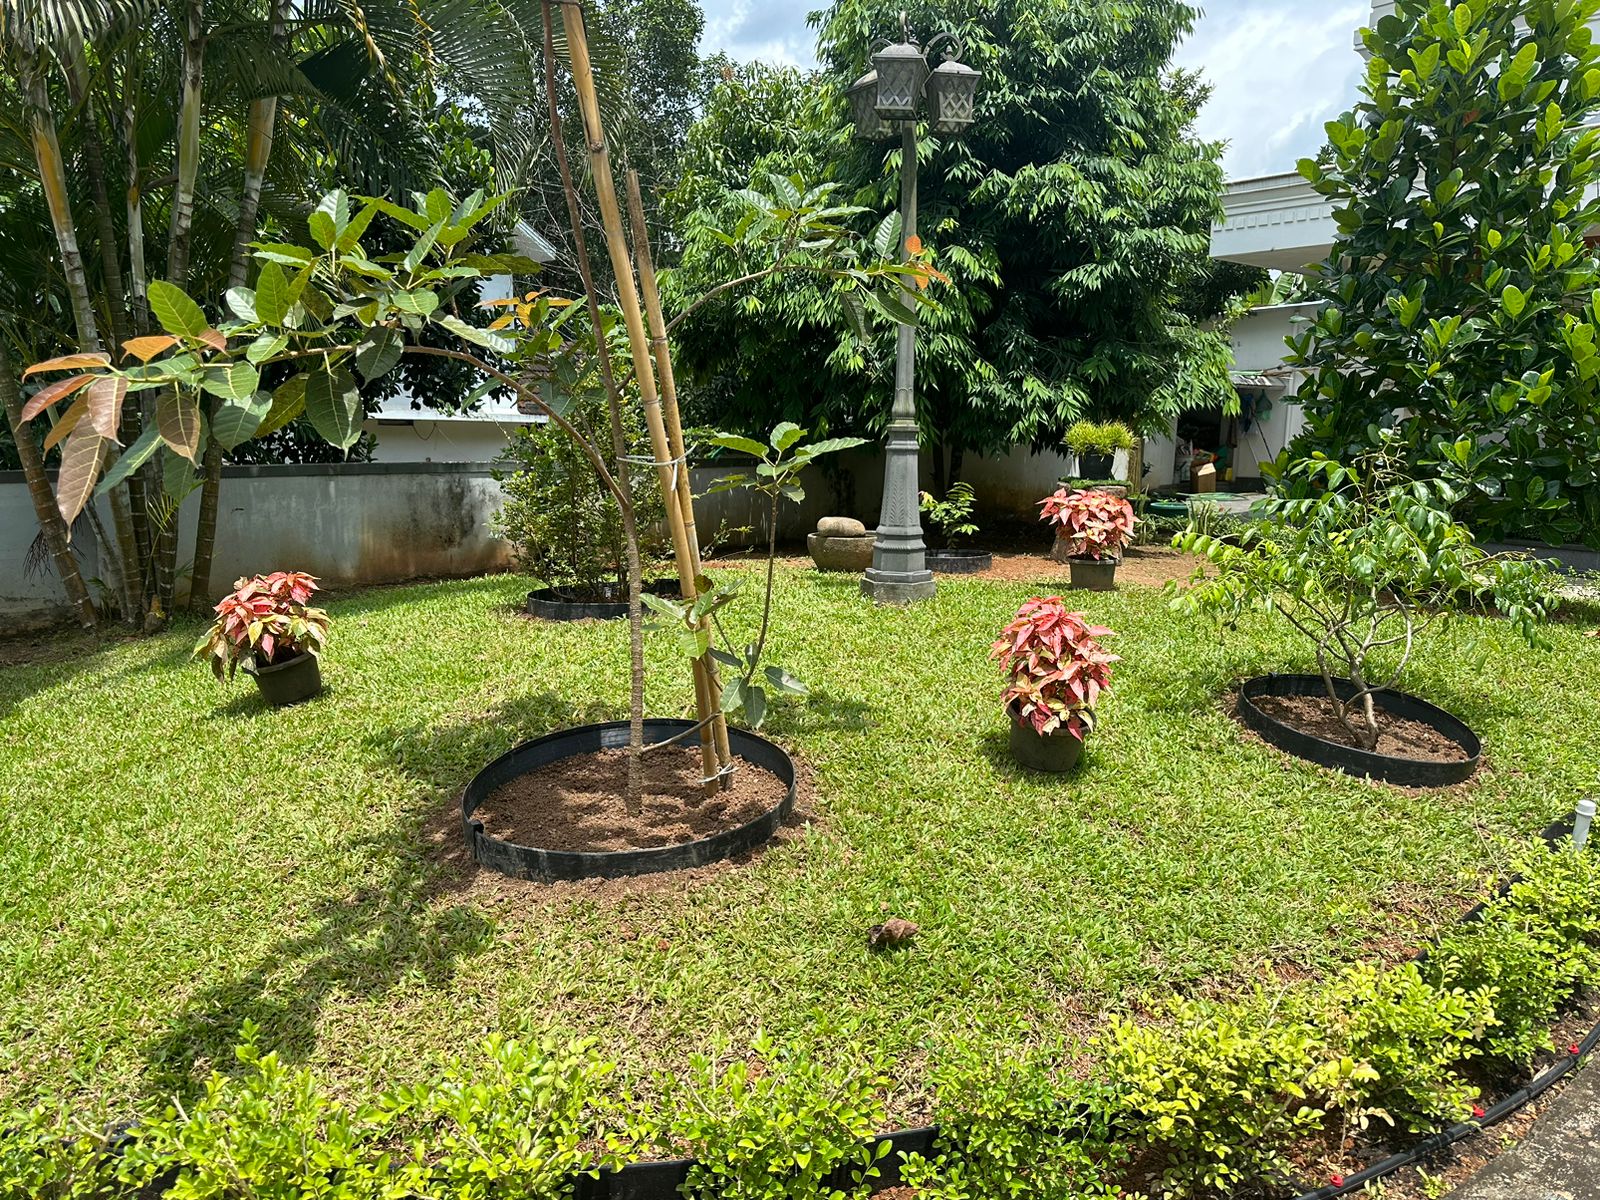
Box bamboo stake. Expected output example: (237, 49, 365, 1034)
(557, 0, 725, 796)
(625, 169, 732, 776)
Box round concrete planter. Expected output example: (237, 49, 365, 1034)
(808, 532, 876, 572)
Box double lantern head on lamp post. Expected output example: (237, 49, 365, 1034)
(847, 26, 980, 604)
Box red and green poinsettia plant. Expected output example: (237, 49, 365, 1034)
(991, 597, 1120, 740)
(194, 572, 330, 681)
(1039, 488, 1138, 560)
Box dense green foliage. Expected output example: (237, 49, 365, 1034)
(5, 829, 1597, 1199)
(494, 391, 665, 592)
(665, 0, 1257, 481)
(1288, 0, 1600, 548)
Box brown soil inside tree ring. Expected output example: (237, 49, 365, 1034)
(462, 718, 798, 882)
(1236, 674, 1481, 787)
(1250, 693, 1470, 763)
(476, 745, 789, 853)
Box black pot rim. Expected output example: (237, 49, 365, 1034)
(245, 650, 315, 676)
(462, 719, 797, 882)
(525, 579, 680, 622)
(1238, 673, 1482, 787)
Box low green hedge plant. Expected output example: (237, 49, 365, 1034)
(1098, 990, 1326, 1199)
(898, 1043, 1131, 1200)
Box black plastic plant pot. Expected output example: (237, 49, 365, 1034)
(926, 548, 993, 575)
(1078, 451, 1115, 479)
(525, 580, 680, 622)
(1007, 708, 1088, 774)
(1238, 674, 1482, 787)
(462, 719, 797, 883)
(246, 652, 322, 707)
(1068, 557, 1119, 591)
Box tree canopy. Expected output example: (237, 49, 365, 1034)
(664, 0, 1255, 483)
(1287, 0, 1600, 548)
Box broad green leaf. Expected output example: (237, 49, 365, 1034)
(764, 665, 808, 696)
(211, 392, 272, 450)
(1502, 285, 1527, 319)
(147, 280, 209, 338)
(258, 375, 307, 437)
(770, 422, 805, 451)
(336, 203, 379, 253)
(403, 219, 447, 272)
(253, 243, 314, 265)
(744, 684, 767, 728)
(434, 313, 514, 355)
(709, 433, 768, 458)
(162, 444, 198, 499)
(305, 367, 363, 451)
(254, 262, 291, 324)
(355, 327, 405, 382)
(95, 424, 162, 496)
(224, 287, 257, 322)
(199, 362, 261, 402)
(246, 333, 288, 365)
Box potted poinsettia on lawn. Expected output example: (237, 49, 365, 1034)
(194, 572, 331, 707)
(991, 597, 1119, 773)
(1040, 487, 1138, 590)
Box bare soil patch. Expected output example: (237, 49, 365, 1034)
(1252, 693, 1470, 763)
(474, 746, 789, 853)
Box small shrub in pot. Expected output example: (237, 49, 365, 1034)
(991, 597, 1118, 772)
(1065, 420, 1135, 479)
(194, 572, 330, 705)
(1039, 488, 1138, 589)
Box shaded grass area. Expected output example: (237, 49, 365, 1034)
(2, 566, 1595, 1119)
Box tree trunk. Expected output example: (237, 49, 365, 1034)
(23, 53, 142, 625)
(165, 0, 205, 287)
(0, 344, 97, 630)
(190, 0, 282, 612)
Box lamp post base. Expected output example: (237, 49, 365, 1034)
(861, 568, 937, 605)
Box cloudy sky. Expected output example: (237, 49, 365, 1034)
(699, 1, 1368, 179)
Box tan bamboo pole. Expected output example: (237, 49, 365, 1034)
(625, 169, 732, 774)
(558, 0, 725, 794)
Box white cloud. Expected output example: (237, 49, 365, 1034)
(698, 0, 1369, 179)
(1175, 0, 1367, 178)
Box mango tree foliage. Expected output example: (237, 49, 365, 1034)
(663, 3, 1253, 485)
(17, 183, 940, 524)
(1288, 0, 1600, 548)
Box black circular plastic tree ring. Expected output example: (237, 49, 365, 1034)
(462, 719, 797, 882)
(1239, 674, 1482, 787)
(926, 549, 993, 575)
(525, 580, 681, 622)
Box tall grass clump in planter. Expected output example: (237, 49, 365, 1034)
(1040, 488, 1138, 590)
(193, 572, 329, 706)
(1065, 419, 1135, 481)
(992, 597, 1118, 773)
(1173, 438, 1548, 769)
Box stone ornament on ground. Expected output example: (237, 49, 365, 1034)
(808, 516, 876, 572)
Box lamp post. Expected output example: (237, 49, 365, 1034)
(847, 24, 980, 605)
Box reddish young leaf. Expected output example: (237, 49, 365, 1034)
(196, 329, 228, 353)
(56, 428, 109, 524)
(85, 375, 129, 441)
(22, 351, 109, 378)
(20, 373, 96, 422)
(156, 388, 203, 462)
(121, 334, 180, 362)
(42, 395, 90, 451)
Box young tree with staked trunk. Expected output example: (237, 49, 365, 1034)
(1288, 0, 1600, 549)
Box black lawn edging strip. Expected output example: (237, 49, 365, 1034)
(1239, 674, 1483, 787)
(462, 719, 797, 883)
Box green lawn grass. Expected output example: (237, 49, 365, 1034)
(2, 564, 1595, 1120)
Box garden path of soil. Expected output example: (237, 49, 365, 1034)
(474, 746, 789, 853)
(745, 544, 1204, 589)
(1252, 693, 1470, 763)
